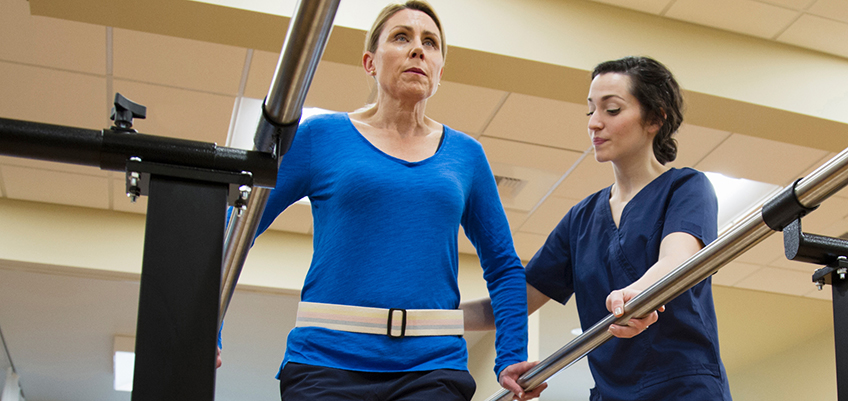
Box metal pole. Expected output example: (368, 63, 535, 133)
(485, 147, 848, 401)
(219, 0, 340, 327)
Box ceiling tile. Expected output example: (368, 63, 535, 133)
(695, 133, 828, 186)
(712, 261, 761, 287)
(758, 0, 817, 9)
(113, 79, 234, 144)
(513, 231, 547, 261)
(480, 137, 584, 174)
(2, 166, 109, 209)
(666, 0, 800, 39)
(0, 0, 105, 75)
(767, 255, 822, 272)
(518, 196, 578, 235)
(304, 61, 375, 115)
(777, 14, 848, 60)
(111, 178, 147, 214)
(0, 61, 109, 130)
(427, 81, 507, 136)
(0, 156, 110, 177)
(244, 50, 278, 99)
(666, 124, 731, 169)
(807, 0, 848, 24)
(483, 94, 590, 152)
(112, 28, 246, 95)
(590, 0, 673, 14)
(733, 266, 817, 296)
(552, 154, 613, 200)
(733, 233, 785, 265)
(803, 286, 832, 301)
(267, 202, 312, 234)
(796, 195, 848, 233)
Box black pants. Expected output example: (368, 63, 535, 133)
(279, 362, 476, 401)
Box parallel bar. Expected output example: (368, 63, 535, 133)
(486, 147, 848, 401)
(833, 278, 848, 399)
(219, 0, 340, 325)
(0, 118, 278, 188)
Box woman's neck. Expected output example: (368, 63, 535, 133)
(610, 152, 667, 202)
(359, 93, 435, 137)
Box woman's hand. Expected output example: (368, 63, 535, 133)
(499, 361, 548, 400)
(605, 287, 664, 339)
(216, 347, 222, 369)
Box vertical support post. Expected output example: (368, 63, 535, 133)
(834, 275, 848, 401)
(131, 175, 228, 401)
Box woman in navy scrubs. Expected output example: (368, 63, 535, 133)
(462, 56, 732, 400)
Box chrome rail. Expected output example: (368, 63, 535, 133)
(219, 0, 340, 327)
(486, 147, 848, 401)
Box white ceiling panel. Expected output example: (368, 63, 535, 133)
(803, 286, 832, 300)
(426, 81, 506, 136)
(733, 266, 817, 296)
(2, 165, 109, 209)
(244, 50, 278, 99)
(483, 94, 591, 152)
(0, 0, 105, 75)
(518, 196, 578, 235)
(113, 28, 246, 96)
(666, 124, 731, 169)
(778, 14, 848, 59)
(758, 0, 817, 9)
(733, 233, 785, 265)
(667, 0, 800, 39)
(111, 177, 147, 214)
(768, 255, 823, 272)
(267, 202, 313, 234)
(505, 209, 530, 234)
(590, 0, 673, 15)
(712, 261, 761, 287)
(512, 231, 547, 261)
(0, 156, 110, 177)
(807, 0, 848, 24)
(458, 227, 476, 255)
(552, 153, 613, 201)
(480, 136, 584, 174)
(304, 61, 374, 114)
(695, 133, 828, 186)
(0, 61, 109, 130)
(113, 79, 235, 144)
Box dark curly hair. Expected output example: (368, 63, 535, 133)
(592, 56, 683, 165)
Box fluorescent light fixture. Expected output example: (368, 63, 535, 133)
(113, 335, 135, 392)
(704, 172, 780, 232)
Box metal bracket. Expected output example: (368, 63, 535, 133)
(124, 158, 254, 209)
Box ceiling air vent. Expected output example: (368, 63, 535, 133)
(494, 175, 527, 200)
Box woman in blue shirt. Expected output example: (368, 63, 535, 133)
(220, 1, 542, 400)
(462, 56, 732, 400)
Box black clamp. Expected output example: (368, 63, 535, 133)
(762, 178, 818, 231)
(387, 308, 407, 338)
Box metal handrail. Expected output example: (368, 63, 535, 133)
(486, 147, 848, 401)
(219, 0, 340, 327)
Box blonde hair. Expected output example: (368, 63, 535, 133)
(364, 1, 447, 60)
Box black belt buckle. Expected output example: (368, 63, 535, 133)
(387, 308, 407, 338)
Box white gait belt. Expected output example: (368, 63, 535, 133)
(295, 301, 465, 338)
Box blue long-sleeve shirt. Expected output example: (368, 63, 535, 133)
(257, 113, 527, 378)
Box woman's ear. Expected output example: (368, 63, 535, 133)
(363, 52, 376, 76)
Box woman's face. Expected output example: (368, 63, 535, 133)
(586, 73, 658, 164)
(365, 9, 444, 103)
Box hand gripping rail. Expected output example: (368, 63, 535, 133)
(485, 147, 848, 401)
(219, 0, 340, 327)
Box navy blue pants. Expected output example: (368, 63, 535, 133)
(279, 362, 476, 401)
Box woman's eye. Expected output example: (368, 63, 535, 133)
(424, 38, 437, 47)
(394, 34, 408, 42)
(586, 111, 594, 116)
(607, 108, 621, 115)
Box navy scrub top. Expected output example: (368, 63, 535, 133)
(526, 168, 732, 400)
